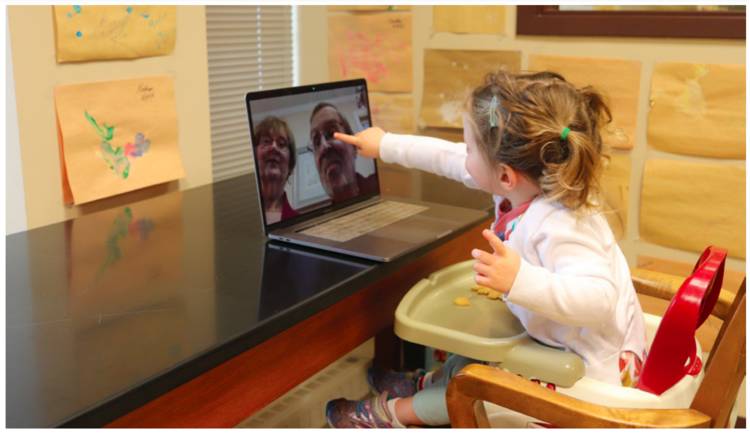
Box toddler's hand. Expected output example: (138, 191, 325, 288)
(471, 229, 521, 294)
(333, 127, 384, 159)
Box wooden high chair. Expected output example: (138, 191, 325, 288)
(446, 247, 745, 428)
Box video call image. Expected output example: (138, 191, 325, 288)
(249, 85, 378, 225)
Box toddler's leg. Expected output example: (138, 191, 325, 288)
(367, 353, 480, 398)
(422, 354, 479, 388)
(410, 386, 450, 426)
(326, 356, 482, 428)
(400, 355, 481, 426)
(325, 386, 450, 427)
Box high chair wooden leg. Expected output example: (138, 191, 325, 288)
(445, 370, 491, 428)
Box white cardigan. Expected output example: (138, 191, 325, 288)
(381, 133, 647, 385)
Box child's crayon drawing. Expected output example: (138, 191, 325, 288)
(54, 5, 176, 62)
(336, 30, 389, 85)
(328, 12, 412, 92)
(84, 111, 151, 179)
(55, 75, 184, 204)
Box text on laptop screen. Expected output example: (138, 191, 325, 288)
(248, 84, 378, 226)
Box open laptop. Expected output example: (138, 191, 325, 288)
(245, 78, 487, 262)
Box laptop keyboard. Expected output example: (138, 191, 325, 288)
(299, 200, 428, 242)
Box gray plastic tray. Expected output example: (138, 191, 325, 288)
(394, 260, 585, 387)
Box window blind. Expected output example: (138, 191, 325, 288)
(206, 5, 294, 181)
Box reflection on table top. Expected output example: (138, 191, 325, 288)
(6, 170, 492, 427)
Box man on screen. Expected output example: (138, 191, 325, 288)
(308, 103, 377, 203)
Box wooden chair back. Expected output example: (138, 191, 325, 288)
(690, 278, 745, 427)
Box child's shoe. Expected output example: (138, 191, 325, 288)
(325, 391, 395, 428)
(367, 366, 427, 398)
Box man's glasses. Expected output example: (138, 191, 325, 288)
(307, 121, 346, 153)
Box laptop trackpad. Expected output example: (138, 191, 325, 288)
(368, 215, 458, 243)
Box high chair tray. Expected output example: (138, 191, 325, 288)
(394, 260, 585, 387)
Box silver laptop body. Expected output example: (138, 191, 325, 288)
(245, 79, 487, 262)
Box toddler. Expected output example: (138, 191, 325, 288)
(325, 70, 647, 428)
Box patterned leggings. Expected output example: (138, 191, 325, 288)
(411, 351, 645, 426)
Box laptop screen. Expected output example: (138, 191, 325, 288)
(246, 79, 379, 231)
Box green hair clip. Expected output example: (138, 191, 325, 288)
(488, 95, 499, 128)
(560, 127, 571, 141)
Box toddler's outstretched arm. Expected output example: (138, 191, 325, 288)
(334, 128, 383, 159)
(335, 128, 478, 189)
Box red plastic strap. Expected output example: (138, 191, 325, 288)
(636, 246, 727, 395)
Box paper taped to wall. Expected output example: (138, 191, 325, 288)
(55, 76, 185, 204)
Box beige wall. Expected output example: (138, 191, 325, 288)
(8, 6, 212, 230)
(8, 4, 744, 268)
(298, 5, 746, 275)
(299, 6, 746, 416)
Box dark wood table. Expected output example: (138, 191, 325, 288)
(6, 171, 492, 427)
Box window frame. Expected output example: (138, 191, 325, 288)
(516, 6, 745, 39)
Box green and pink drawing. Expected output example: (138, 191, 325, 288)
(85, 110, 150, 179)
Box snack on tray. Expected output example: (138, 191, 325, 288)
(453, 296, 471, 306)
(471, 285, 503, 300)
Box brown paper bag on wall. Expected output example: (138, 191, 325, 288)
(640, 159, 745, 258)
(53, 5, 176, 63)
(648, 62, 745, 159)
(420, 49, 521, 128)
(600, 153, 631, 240)
(528, 54, 641, 150)
(433, 6, 507, 34)
(55, 76, 185, 205)
(369, 93, 415, 134)
(328, 12, 413, 92)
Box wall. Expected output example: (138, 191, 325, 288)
(297, 5, 746, 275)
(296, 6, 329, 86)
(297, 6, 746, 417)
(8, 6, 213, 230)
(6, 23, 27, 234)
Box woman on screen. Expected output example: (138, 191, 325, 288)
(254, 116, 299, 224)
